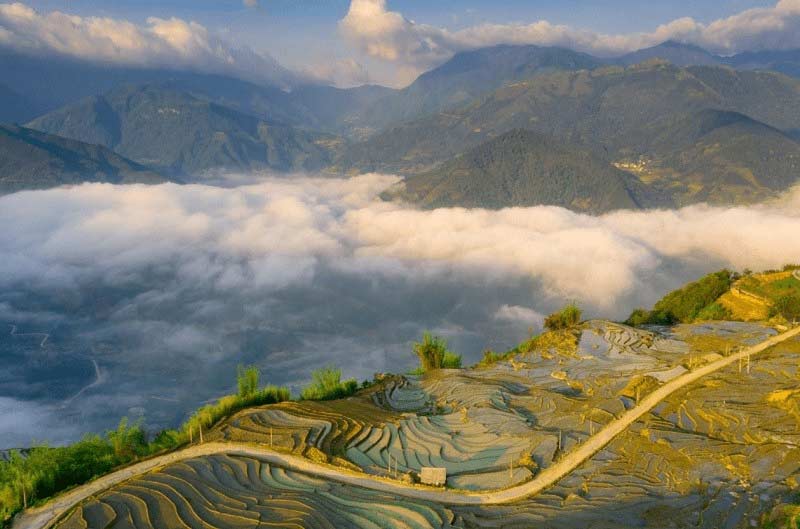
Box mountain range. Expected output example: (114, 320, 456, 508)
(27, 85, 343, 176)
(337, 60, 800, 209)
(3, 41, 800, 209)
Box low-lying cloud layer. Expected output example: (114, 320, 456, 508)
(341, 0, 800, 81)
(0, 2, 298, 87)
(2, 174, 800, 447)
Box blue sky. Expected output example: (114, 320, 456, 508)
(6, 1, 794, 86)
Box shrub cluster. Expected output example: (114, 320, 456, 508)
(544, 303, 582, 331)
(772, 295, 800, 321)
(300, 367, 359, 401)
(412, 332, 462, 372)
(626, 270, 733, 326)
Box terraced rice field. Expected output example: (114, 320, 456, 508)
(54, 454, 461, 529)
(449, 331, 800, 529)
(210, 399, 400, 466)
(44, 321, 800, 529)
(209, 321, 773, 493)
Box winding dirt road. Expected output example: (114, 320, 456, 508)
(14, 325, 800, 529)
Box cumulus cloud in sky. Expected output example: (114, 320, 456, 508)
(3, 175, 800, 447)
(340, 0, 800, 81)
(0, 2, 299, 87)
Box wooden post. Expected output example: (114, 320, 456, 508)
(558, 430, 562, 451)
(738, 356, 742, 373)
(746, 353, 751, 374)
(189, 426, 193, 444)
(199, 424, 204, 444)
(589, 420, 594, 436)
(509, 459, 513, 479)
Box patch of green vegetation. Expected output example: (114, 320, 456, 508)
(0, 419, 146, 525)
(771, 295, 800, 321)
(300, 367, 359, 401)
(474, 349, 514, 368)
(695, 302, 732, 321)
(237, 364, 260, 398)
(626, 270, 734, 325)
(412, 332, 462, 372)
(739, 274, 800, 300)
(544, 303, 583, 331)
(0, 367, 289, 526)
(183, 385, 290, 436)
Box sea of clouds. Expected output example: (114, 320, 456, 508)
(2, 173, 800, 447)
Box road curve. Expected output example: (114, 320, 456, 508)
(14, 325, 800, 529)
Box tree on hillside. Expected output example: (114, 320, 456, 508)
(8, 451, 35, 510)
(237, 364, 260, 398)
(107, 418, 147, 461)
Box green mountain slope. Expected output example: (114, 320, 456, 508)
(635, 109, 800, 206)
(338, 62, 800, 208)
(0, 125, 167, 194)
(27, 85, 344, 175)
(358, 45, 606, 134)
(383, 129, 641, 213)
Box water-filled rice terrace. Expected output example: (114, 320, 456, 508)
(55, 321, 800, 528)
(54, 454, 460, 529)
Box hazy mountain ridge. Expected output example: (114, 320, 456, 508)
(0, 124, 168, 194)
(5, 41, 800, 204)
(356, 45, 606, 134)
(27, 85, 344, 176)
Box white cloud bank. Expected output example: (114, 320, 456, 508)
(3, 175, 800, 310)
(340, 0, 800, 80)
(4, 175, 800, 446)
(0, 2, 298, 87)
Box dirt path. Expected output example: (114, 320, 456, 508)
(14, 325, 800, 529)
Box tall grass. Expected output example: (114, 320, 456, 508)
(544, 303, 582, 331)
(300, 367, 358, 401)
(412, 332, 462, 372)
